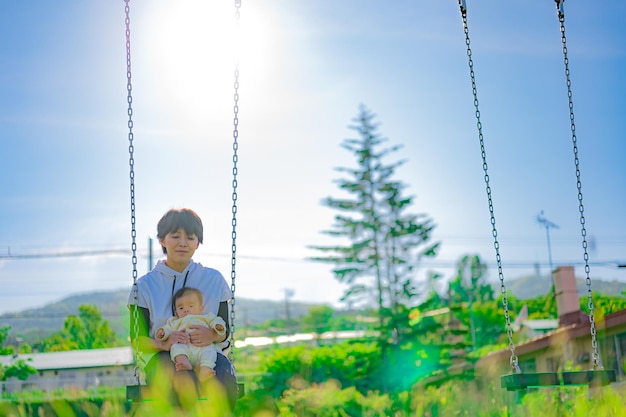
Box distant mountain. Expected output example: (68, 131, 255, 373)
(0, 289, 322, 343)
(504, 274, 626, 300)
(3, 276, 622, 344)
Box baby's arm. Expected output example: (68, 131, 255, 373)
(156, 317, 178, 340)
(209, 315, 227, 336)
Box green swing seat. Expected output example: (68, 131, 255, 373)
(126, 382, 245, 402)
(501, 370, 617, 391)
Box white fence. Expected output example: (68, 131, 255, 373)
(1, 375, 136, 398)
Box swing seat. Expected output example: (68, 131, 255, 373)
(126, 383, 245, 402)
(126, 385, 147, 402)
(501, 369, 616, 391)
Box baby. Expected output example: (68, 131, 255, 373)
(156, 287, 226, 381)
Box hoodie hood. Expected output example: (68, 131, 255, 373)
(154, 259, 196, 278)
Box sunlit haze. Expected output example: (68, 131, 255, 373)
(0, 1, 624, 315)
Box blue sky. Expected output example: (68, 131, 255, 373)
(0, 1, 624, 315)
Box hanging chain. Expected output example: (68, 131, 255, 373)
(229, 0, 241, 364)
(124, 0, 141, 384)
(458, 0, 519, 373)
(555, 0, 601, 370)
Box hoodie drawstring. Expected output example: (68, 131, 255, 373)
(170, 270, 190, 316)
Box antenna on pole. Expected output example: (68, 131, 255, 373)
(537, 210, 559, 280)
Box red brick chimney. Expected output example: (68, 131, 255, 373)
(554, 266, 585, 326)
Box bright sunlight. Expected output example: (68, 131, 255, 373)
(140, 1, 275, 131)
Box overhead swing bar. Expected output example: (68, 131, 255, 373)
(124, 0, 245, 402)
(455, 0, 616, 391)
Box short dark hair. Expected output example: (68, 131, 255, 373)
(172, 287, 203, 308)
(156, 208, 204, 254)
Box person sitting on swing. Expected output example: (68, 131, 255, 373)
(156, 287, 226, 382)
(128, 208, 238, 409)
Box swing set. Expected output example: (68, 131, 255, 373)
(123, 0, 243, 402)
(123, 0, 617, 403)
(456, 0, 616, 390)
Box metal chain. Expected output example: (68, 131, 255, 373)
(458, 0, 520, 373)
(229, 0, 241, 364)
(555, 0, 602, 370)
(124, 0, 141, 384)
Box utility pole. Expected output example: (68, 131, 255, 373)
(283, 288, 295, 334)
(537, 210, 559, 282)
(461, 257, 477, 351)
(148, 237, 153, 272)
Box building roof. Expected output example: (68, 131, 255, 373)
(521, 319, 559, 331)
(477, 307, 626, 367)
(0, 347, 134, 371)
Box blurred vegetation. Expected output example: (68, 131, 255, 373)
(2, 364, 626, 416)
(2, 276, 626, 415)
(0, 325, 37, 381)
(31, 304, 126, 352)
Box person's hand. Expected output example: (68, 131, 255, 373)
(165, 330, 190, 349)
(188, 325, 220, 347)
(155, 329, 165, 339)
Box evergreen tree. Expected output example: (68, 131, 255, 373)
(310, 104, 439, 345)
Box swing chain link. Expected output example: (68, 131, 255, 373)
(229, 0, 242, 364)
(124, 0, 141, 384)
(459, 4, 520, 374)
(556, 1, 602, 370)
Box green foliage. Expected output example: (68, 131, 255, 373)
(33, 304, 122, 352)
(257, 342, 382, 398)
(0, 325, 14, 355)
(0, 398, 128, 417)
(279, 380, 394, 417)
(523, 292, 557, 319)
(1, 358, 37, 381)
(18, 343, 33, 354)
(449, 255, 494, 305)
(301, 306, 335, 335)
(256, 318, 288, 332)
(2, 377, 626, 417)
(410, 378, 626, 417)
(0, 325, 37, 382)
(471, 299, 509, 347)
(585, 293, 626, 318)
(404, 256, 503, 384)
(505, 291, 626, 323)
(381, 343, 445, 391)
(69, 305, 119, 349)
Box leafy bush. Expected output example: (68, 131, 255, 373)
(257, 342, 381, 398)
(279, 380, 393, 417)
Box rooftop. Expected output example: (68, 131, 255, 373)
(0, 347, 134, 371)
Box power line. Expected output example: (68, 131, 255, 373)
(1, 246, 624, 271)
(0, 249, 136, 260)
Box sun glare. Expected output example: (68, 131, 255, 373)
(143, 1, 274, 130)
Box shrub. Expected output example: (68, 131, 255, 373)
(257, 342, 381, 398)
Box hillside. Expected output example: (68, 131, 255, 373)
(1, 275, 623, 343)
(504, 274, 626, 300)
(0, 289, 322, 343)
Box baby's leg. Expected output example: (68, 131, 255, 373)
(197, 365, 216, 381)
(174, 354, 193, 371)
(170, 344, 193, 371)
(197, 347, 218, 381)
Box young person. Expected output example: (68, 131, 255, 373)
(156, 287, 226, 381)
(128, 208, 238, 409)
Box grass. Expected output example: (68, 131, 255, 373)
(2, 379, 626, 416)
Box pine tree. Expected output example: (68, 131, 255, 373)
(310, 104, 439, 344)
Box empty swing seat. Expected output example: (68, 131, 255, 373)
(501, 369, 617, 391)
